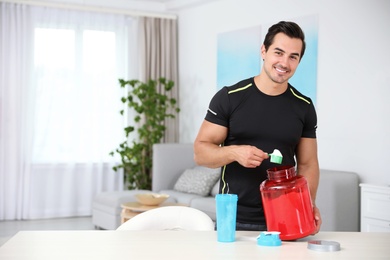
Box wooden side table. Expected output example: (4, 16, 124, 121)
(120, 202, 187, 224)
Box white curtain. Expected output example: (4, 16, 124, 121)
(138, 17, 179, 142)
(0, 2, 138, 220)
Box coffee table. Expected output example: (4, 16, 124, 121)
(120, 202, 186, 223)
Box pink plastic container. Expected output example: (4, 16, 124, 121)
(260, 166, 316, 240)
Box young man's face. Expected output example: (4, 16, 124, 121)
(261, 32, 303, 85)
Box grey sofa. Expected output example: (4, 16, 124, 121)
(152, 143, 360, 231)
(92, 143, 360, 231)
(152, 143, 216, 221)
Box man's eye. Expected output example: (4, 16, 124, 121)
(290, 56, 298, 60)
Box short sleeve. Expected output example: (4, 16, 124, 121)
(302, 102, 317, 138)
(204, 87, 230, 127)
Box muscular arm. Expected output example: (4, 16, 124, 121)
(296, 137, 319, 202)
(296, 137, 322, 232)
(194, 120, 268, 168)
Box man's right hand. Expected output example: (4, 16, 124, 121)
(194, 120, 268, 168)
(231, 145, 269, 168)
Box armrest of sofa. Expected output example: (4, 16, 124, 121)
(316, 169, 360, 231)
(152, 143, 196, 193)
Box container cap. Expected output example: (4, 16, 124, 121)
(257, 231, 282, 246)
(307, 240, 341, 252)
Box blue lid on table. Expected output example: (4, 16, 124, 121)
(257, 231, 282, 246)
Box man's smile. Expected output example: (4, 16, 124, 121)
(274, 65, 289, 74)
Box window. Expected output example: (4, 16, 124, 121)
(32, 26, 126, 163)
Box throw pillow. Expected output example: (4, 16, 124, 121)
(174, 166, 220, 196)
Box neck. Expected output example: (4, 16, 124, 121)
(254, 73, 289, 96)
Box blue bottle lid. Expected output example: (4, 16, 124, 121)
(257, 231, 282, 246)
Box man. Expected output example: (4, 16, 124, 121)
(194, 21, 322, 232)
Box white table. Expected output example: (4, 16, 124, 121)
(0, 230, 389, 259)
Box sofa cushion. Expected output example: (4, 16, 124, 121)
(190, 197, 217, 221)
(173, 166, 220, 196)
(211, 180, 220, 196)
(159, 189, 203, 205)
(93, 190, 152, 215)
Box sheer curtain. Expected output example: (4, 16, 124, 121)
(0, 2, 138, 220)
(138, 17, 179, 142)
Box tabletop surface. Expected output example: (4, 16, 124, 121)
(0, 230, 389, 259)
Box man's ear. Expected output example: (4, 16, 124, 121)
(260, 44, 266, 60)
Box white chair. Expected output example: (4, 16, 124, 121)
(116, 206, 215, 231)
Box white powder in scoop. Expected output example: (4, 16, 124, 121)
(272, 149, 282, 157)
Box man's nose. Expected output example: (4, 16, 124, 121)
(279, 55, 290, 67)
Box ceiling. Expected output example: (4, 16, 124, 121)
(3, 0, 219, 19)
(4, 0, 217, 13)
(91, 0, 216, 13)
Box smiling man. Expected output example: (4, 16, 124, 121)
(194, 21, 322, 232)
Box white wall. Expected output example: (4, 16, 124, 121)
(177, 0, 390, 186)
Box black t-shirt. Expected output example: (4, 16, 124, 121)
(205, 77, 317, 225)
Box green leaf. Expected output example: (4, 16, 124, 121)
(111, 77, 180, 190)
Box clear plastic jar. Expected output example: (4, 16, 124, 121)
(260, 166, 316, 240)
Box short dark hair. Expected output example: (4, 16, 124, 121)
(263, 21, 306, 60)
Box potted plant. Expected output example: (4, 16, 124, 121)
(110, 78, 180, 190)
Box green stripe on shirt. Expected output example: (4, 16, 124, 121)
(228, 83, 252, 94)
(290, 88, 311, 104)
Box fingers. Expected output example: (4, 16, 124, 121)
(237, 146, 268, 168)
(312, 206, 322, 234)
